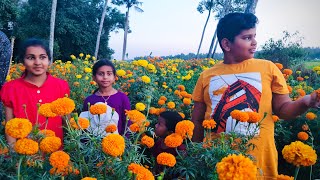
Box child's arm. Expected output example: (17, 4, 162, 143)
(4, 106, 16, 147)
(191, 101, 206, 142)
(272, 92, 319, 120)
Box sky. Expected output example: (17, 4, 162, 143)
(108, 0, 320, 60)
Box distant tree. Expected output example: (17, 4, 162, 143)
(256, 31, 307, 68)
(196, 0, 214, 59)
(95, 0, 109, 58)
(245, 0, 258, 14)
(112, 0, 143, 60)
(0, 0, 18, 36)
(49, 0, 58, 62)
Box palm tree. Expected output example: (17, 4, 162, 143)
(95, 0, 109, 58)
(112, 0, 143, 60)
(49, 0, 58, 62)
(196, 0, 214, 59)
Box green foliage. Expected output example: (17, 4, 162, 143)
(256, 31, 307, 68)
(0, 0, 18, 35)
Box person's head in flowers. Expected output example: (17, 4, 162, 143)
(155, 111, 183, 138)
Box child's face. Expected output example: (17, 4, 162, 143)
(155, 116, 167, 137)
(93, 65, 115, 89)
(229, 28, 257, 61)
(23, 46, 50, 76)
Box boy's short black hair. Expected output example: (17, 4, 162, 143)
(217, 12, 258, 50)
(159, 111, 183, 132)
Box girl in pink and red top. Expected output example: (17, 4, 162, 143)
(0, 38, 70, 146)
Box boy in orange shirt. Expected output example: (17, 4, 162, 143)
(191, 12, 320, 179)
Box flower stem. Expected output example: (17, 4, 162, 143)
(17, 156, 23, 180)
(294, 166, 300, 180)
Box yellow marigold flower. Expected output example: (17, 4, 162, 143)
(79, 53, 84, 57)
(141, 135, 155, 148)
(216, 154, 257, 180)
(40, 136, 62, 153)
(84, 67, 92, 73)
(116, 69, 126, 76)
(175, 120, 194, 139)
(167, 101, 175, 109)
(164, 133, 183, 148)
(105, 124, 117, 133)
(126, 110, 146, 123)
(0, 145, 9, 155)
(146, 64, 156, 72)
(92, 56, 96, 61)
(128, 163, 155, 180)
(247, 112, 261, 123)
(178, 112, 185, 119)
(135, 102, 146, 111)
(305, 112, 317, 120)
(49, 151, 70, 169)
(157, 152, 176, 167)
(202, 119, 217, 129)
(38, 103, 57, 118)
(129, 123, 140, 132)
(82, 177, 97, 180)
(5, 118, 32, 139)
(137, 59, 148, 67)
(101, 134, 125, 157)
(141, 75, 151, 83)
(297, 131, 309, 141)
(272, 115, 280, 122)
(70, 55, 76, 60)
(282, 141, 317, 166)
(70, 117, 90, 129)
(39, 129, 56, 137)
(230, 110, 249, 122)
(14, 138, 39, 155)
(90, 104, 107, 115)
(50, 97, 75, 116)
(277, 174, 294, 180)
(76, 74, 82, 79)
(157, 99, 166, 106)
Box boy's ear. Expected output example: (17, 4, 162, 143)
(221, 38, 231, 52)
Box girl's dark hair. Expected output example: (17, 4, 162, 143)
(159, 111, 183, 132)
(92, 59, 116, 76)
(217, 13, 258, 50)
(19, 38, 51, 62)
(92, 59, 117, 94)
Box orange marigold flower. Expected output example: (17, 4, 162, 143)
(305, 112, 317, 120)
(157, 99, 166, 106)
(183, 98, 192, 105)
(296, 77, 304, 81)
(39, 129, 56, 137)
(5, 118, 32, 139)
(314, 89, 320, 101)
(128, 163, 155, 180)
(282, 141, 317, 166)
(149, 107, 158, 115)
(216, 154, 257, 180)
(157, 152, 176, 167)
(297, 132, 309, 141)
(275, 63, 283, 70)
(90, 104, 107, 115)
(101, 134, 125, 157)
(141, 135, 155, 148)
(49, 165, 79, 176)
(167, 101, 175, 109)
(81, 177, 97, 180)
(230, 110, 249, 122)
(301, 124, 309, 131)
(175, 120, 194, 139)
(0, 145, 9, 155)
(14, 138, 39, 155)
(272, 115, 280, 122)
(296, 89, 306, 97)
(50, 97, 75, 116)
(247, 112, 261, 123)
(277, 174, 294, 180)
(178, 112, 185, 119)
(287, 86, 293, 93)
(126, 110, 146, 123)
(70, 117, 90, 129)
(283, 69, 293, 76)
(202, 119, 217, 129)
(164, 133, 183, 148)
(159, 96, 167, 101)
(105, 124, 117, 133)
(49, 151, 70, 169)
(177, 85, 185, 91)
(38, 103, 57, 118)
(129, 123, 140, 132)
(40, 136, 62, 153)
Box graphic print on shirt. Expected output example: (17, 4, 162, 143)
(209, 72, 262, 135)
(79, 102, 119, 136)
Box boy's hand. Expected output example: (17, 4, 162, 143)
(307, 91, 320, 109)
